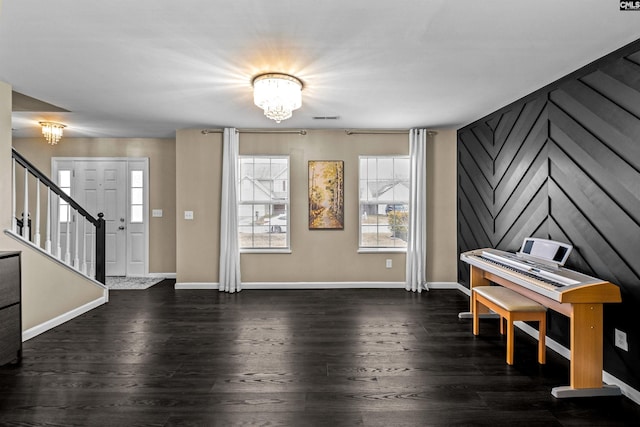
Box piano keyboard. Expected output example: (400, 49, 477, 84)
(461, 248, 612, 303)
(477, 255, 562, 291)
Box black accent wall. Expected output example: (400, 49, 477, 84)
(457, 38, 640, 391)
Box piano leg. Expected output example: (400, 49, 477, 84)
(458, 265, 500, 319)
(551, 303, 621, 398)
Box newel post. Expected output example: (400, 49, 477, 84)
(95, 212, 106, 284)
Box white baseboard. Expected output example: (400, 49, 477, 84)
(175, 282, 406, 290)
(147, 272, 176, 279)
(124, 273, 176, 279)
(22, 295, 108, 342)
(243, 282, 407, 289)
(174, 282, 218, 289)
(175, 281, 460, 290)
(455, 282, 472, 296)
(603, 371, 640, 406)
(515, 321, 571, 359)
(430, 282, 468, 292)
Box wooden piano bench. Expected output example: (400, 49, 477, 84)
(472, 286, 547, 365)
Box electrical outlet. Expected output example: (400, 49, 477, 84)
(184, 210, 194, 220)
(386, 259, 392, 269)
(615, 328, 629, 351)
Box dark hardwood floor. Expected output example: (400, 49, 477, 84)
(1, 281, 639, 426)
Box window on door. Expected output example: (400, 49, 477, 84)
(130, 170, 144, 223)
(58, 169, 72, 222)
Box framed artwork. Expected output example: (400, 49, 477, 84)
(308, 160, 344, 229)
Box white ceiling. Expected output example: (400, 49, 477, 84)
(1, 1, 639, 139)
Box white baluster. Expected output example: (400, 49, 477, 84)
(11, 159, 17, 233)
(73, 209, 80, 269)
(65, 204, 71, 265)
(35, 179, 41, 247)
(81, 218, 87, 275)
(90, 224, 96, 278)
(45, 189, 52, 254)
(56, 194, 62, 259)
(22, 168, 29, 240)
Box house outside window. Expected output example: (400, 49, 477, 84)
(238, 156, 290, 250)
(359, 156, 410, 250)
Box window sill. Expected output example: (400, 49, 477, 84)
(240, 248, 292, 254)
(358, 248, 407, 254)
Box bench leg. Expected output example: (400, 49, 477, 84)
(500, 316, 505, 335)
(506, 315, 515, 365)
(472, 292, 480, 336)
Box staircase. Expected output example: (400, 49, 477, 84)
(9, 148, 106, 284)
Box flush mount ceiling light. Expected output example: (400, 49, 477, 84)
(252, 73, 302, 123)
(39, 121, 66, 145)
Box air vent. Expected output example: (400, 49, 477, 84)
(312, 116, 340, 120)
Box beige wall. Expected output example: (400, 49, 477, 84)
(11, 126, 457, 287)
(175, 129, 458, 284)
(1, 82, 104, 333)
(12, 137, 177, 274)
(426, 129, 458, 282)
(6, 242, 106, 330)
(175, 129, 222, 283)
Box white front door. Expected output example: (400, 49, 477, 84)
(74, 161, 127, 276)
(53, 157, 149, 278)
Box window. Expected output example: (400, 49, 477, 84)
(58, 170, 71, 222)
(130, 170, 144, 223)
(359, 156, 410, 249)
(238, 156, 290, 250)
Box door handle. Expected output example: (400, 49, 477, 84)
(118, 226, 126, 230)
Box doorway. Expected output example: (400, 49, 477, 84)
(52, 158, 149, 277)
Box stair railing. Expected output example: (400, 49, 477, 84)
(10, 148, 106, 284)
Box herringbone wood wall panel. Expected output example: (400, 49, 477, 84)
(457, 39, 640, 391)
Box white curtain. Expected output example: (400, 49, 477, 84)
(405, 128, 428, 293)
(219, 128, 242, 293)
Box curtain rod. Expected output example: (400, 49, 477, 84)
(201, 129, 307, 135)
(201, 128, 437, 136)
(345, 129, 407, 135)
(345, 129, 438, 136)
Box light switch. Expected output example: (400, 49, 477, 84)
(152, 209, 163, 218)
(184, 210, 194, 220)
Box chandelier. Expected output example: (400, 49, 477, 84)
(252, 73, 302, 123)
(39, 121, 66, 145)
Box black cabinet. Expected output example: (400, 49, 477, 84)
(0, 251, 21, 366)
